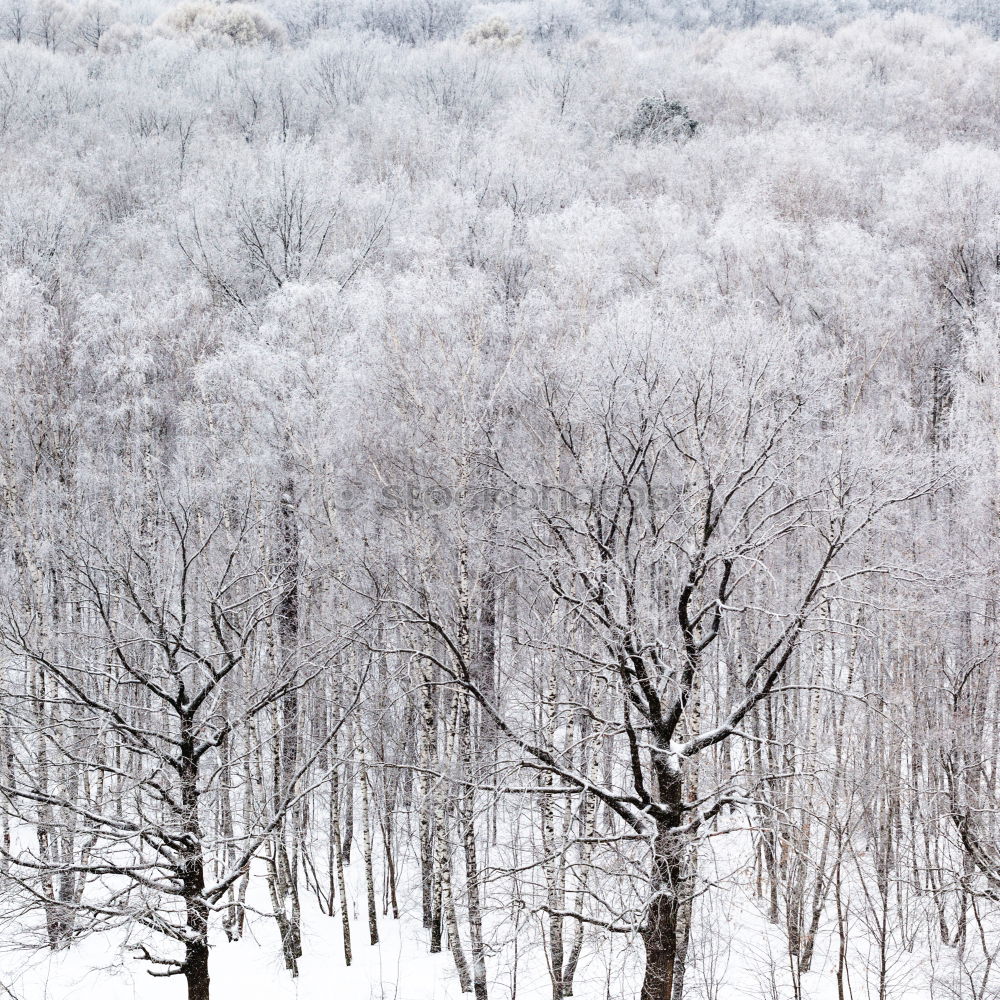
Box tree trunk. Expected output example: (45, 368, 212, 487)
(180, 716, 210, 1000)
(343, 721, 355, 864)
(270, 480, 302, 973)
(640, 765, 684, 1000)
(184, 914, 211, 1000)
(562, 747, 598, 997)
(457, 545, 488, 1000)
(437, 692, 471, 992)
(540, 658, 564, 1000)
(359, 743, 379, 946)
(331, 728, 352, 966)
(459, 694, 488, 1000)
(418, 650, 436, 930)
(641, 842, 681, 1000)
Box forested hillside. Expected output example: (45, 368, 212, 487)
(0, 2, 999, 998)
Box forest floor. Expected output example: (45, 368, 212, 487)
(0, 844, 946, 1000)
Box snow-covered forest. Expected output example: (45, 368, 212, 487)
(1, 0, 1000, 997)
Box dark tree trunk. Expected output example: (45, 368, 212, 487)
(640, 859, 680, 1000)
(180, 716, 210, 1000)
(640, 764, 684, 1000)
(184, 915, 211, 1000)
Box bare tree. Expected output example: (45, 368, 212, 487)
(0, 499, 360, 1000)
(377, 333, 928, 1000)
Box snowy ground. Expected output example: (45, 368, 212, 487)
(0, 846, 963, 1000)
